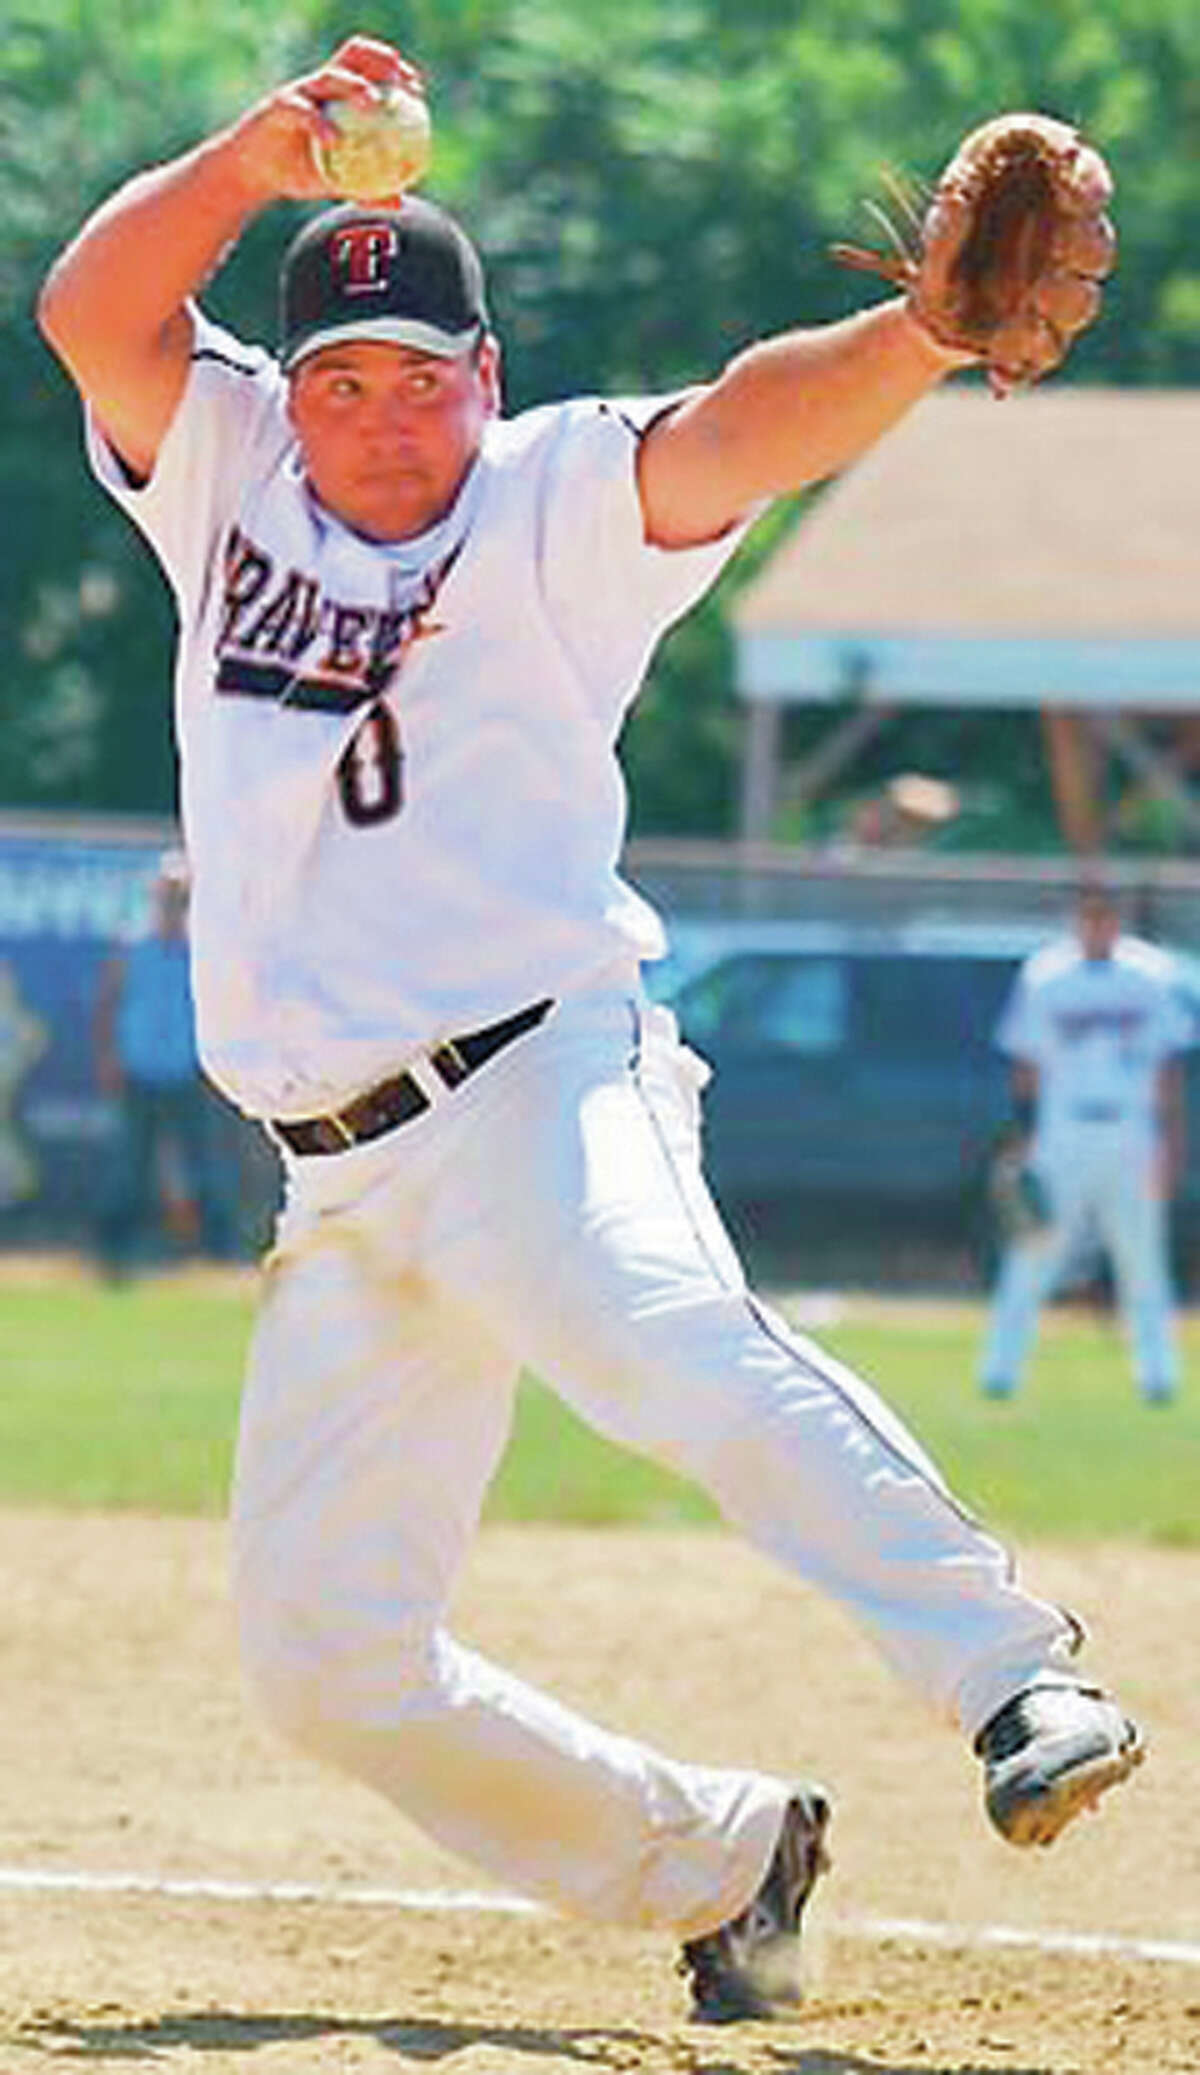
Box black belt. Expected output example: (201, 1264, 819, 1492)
(272, 998, 553, 1157)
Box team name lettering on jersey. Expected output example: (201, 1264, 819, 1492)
(214, 524, 454, 715)
(1054, 1006, 1147, 1043)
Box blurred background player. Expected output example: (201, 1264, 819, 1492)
(979, 881, 1194, 1405)
(94, 849, 234, 1275)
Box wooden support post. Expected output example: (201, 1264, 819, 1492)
(1040, 707, 1107, 854)
(740, 699, 782, 840)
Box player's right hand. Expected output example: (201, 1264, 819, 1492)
(219, 36, 424, 207)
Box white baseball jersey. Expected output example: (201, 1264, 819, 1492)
(87, 312, 743, 1120)
(994, 933, 1193, 1145)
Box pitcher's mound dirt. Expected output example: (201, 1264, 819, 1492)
(0, 1514, 1196, 2072)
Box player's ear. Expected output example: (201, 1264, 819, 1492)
(474, 331, 502, 415)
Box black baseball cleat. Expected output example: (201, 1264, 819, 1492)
(678, 1785, 832, 2023)
(976, 1683, 1145, 1847)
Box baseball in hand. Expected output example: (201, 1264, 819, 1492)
(314, 83, 432, 201)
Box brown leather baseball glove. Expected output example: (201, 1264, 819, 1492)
(987, 1133, 1054, 1246)
(831, 113, 1116, 396)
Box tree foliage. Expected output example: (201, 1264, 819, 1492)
(5, 0, 1200, 830)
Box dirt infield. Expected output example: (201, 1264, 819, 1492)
(0, 1512, 1197, 2073)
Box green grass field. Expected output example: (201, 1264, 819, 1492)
(2, 1273, 1196, 1542)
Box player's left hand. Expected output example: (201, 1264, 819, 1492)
(831, 112, 1116, 397)
(988, 1139, 1053, 1244)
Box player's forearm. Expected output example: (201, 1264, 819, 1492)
(1156, 1063, 1186, 1191)
(1010, 1062, 1038, 1128)
(640, 299, 970, 545)
(40, 38, 412, 389)
(37, 125, 281, 478)
(718, 300, 965, 490)
(38, 133, 267, 375)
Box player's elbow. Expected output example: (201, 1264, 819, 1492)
(35, 262, 70, 358)
(35, 256, 95, 382)
(37, 250, 130, 390)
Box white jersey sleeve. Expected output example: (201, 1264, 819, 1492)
(993, 956, 1050, 1062)
(85, 309, 289, 615)
(535, 395, 751, 729)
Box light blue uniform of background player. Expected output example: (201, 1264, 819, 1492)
(980, 884, 1195, 1404)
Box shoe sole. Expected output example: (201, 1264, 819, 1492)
(993, 1733, 1145, 1847)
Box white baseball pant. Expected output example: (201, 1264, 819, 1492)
(980, 1121, 1177, 1397)
(232, 991, 1082, 1937)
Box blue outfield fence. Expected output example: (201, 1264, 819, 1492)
(624, 838, 1200, 949)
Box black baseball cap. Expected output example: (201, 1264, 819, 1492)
(279, 195, 489, 371)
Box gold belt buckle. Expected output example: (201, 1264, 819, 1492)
(431, 1037, 470, 1087)
(323, 1108, 359, 1150)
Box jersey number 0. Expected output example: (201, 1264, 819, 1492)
(337, 702, 403, 826)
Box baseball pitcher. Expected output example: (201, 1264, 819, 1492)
(40, 34, 1140, 2023)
